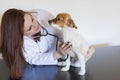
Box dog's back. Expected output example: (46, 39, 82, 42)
(62, 26, 89, 55)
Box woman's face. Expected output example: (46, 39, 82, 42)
(24, 14, 41, 37)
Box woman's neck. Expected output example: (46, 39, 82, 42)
(25, 32, 41, 41)
(32, 32, 41, 41)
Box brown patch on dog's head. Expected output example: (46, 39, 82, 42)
(49, 13, 77, 29)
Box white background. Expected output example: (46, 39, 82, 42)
(0, 0, 120, 47)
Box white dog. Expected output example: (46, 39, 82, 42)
(48, 13, 90, 75)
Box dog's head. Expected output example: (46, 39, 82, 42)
(48, 13, 77, 30)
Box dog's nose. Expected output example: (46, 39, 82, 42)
(48, 20, 52, 24)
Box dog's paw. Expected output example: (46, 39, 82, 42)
(78, 70, 86, 75)
(61, 66, 70, 71)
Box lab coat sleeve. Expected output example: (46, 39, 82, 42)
(23, 49, 57, 65)
(23, 37, 57, 65)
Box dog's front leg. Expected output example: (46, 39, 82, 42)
(61, 55, 70, 71)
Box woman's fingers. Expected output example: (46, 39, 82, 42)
(60, 42, 68, 48)
(63, 43, 72, 52)
(64, 45, 72, 53)
(59, 42, 72, 55)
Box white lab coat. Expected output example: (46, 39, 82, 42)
(23, 9, 62, 65)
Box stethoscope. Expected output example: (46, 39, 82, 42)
(40, 26, 69, 61)
(40, 26, 59, 51)
(34, 26, 69, 61)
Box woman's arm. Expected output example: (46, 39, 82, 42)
(23, 36, 72, 65)
(23, 49, 58, 65)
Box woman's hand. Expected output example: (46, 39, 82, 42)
(53, 42, 72, 60)
(58, 42, 72, 56)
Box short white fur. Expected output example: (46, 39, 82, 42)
(52, 24, 89, 75)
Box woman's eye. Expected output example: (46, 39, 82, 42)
(31, 17, 34, 22)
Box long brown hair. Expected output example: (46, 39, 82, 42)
(1, 8, 28, 79)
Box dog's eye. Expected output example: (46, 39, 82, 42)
(57, 18, 60, 21)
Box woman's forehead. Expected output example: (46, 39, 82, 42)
(24, 14, 32, 30)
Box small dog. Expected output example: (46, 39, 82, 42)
(48, 13, 90, 75)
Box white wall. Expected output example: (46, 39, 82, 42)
(0, 0, 120, 47)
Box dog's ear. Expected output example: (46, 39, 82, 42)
(67, 19, 77, 29)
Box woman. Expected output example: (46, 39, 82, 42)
(1, 8, 72, 79)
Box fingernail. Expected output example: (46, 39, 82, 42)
(67, 42, 70, 44)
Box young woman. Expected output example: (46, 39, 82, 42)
(1, 8, 72, 79)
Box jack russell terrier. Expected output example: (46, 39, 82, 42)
(48, 13, 94, 75)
